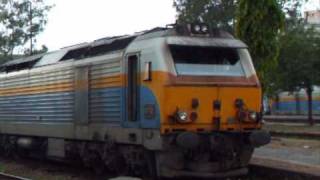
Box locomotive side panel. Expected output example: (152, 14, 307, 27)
(0, 53, 161, 146)
(0, 67, 75, 123)
(89, 57, 122, 124)
(124, 38, 166, 129)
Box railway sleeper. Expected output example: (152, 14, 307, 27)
(0, 134, 156, 178)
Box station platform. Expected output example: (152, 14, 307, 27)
(254, 137, 320, 167)
(264, 115, 320, 123)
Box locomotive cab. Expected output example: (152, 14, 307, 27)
(124, 24, 270, 178)
(164, 37, 262, 132)
(126, 25, 264, 133)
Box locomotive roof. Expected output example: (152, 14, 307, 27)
(0, 26, 241, 73)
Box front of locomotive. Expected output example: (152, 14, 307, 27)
(133, 24, 270, 178)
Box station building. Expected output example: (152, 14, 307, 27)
(305, 4, 320, 31)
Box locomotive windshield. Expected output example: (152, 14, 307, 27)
(170, 45, 247, 76)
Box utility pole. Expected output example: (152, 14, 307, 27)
(29, 1, 33, 55)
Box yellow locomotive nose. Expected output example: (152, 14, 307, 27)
(161, 85, 262, 134)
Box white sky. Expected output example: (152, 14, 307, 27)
(37, 0, 177, 51)
(303, 0, 320, 11)
(37, 0, 319, 51)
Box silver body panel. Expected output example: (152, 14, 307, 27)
(0, 50, 162, 150)
(89, 57, 122, 123)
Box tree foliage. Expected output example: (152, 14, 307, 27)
(281, 0, 308, 28)
(276, 0, 313, 92)
(258, 0, 309, 95)
(275, 0, 318, 125)
(173, 0, 237, 32)
(278, 29, 320, 91)
(0, 0, 52, 59)
(276, 26, 320, 125)
(235, 0, 285, 93)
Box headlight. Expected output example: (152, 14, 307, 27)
(190, 23, 210, 35)
(194, 25, 201, 32)
(176, 111, 188, 123)
(249, 112, 257, 121)
(201, 25, 209, 33)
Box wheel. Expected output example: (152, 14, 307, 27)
(143, 151, 159, 180)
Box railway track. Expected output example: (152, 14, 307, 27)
(1, 155, 319, 180)
(269, 131, 320, 140)
(249, 156, 320, 180)
(0, 172, 31, 180)
(262, 115, 320, 139)
(264, 115, 320, 123)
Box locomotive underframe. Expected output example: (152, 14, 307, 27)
(0, 123, 264, 178)
(157, 132, 254, 178)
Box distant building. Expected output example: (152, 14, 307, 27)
(305, 10, 320, 24)
(304, 3, 320, 31)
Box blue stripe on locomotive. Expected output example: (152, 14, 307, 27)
(139, 86, 161, 128)
(121, 86, 161, 129)
(0, 92, 74, 122)
(0, 86, 160, 129)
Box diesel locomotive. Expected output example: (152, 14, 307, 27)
(0, 24, 270, 178)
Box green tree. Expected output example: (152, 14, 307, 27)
(0, 0, 52, 59)
(277, 28, 320, 125)
(268, 0, 318, 125)
(235, 0, 285, 94)
(173, 0, 237, 32)
(262, 0, 308, 94)
(275, 0, 319, 125)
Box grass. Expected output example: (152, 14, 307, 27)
(0, 163, 5, 172)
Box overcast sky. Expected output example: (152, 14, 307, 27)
(36, 0, 176, 51)
(37, 0, 319, 51)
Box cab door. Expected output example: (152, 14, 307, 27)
(123, 53, 140, 128)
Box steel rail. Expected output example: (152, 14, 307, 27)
(0, 172, 31, 180)
(264, 116, 320, 123)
